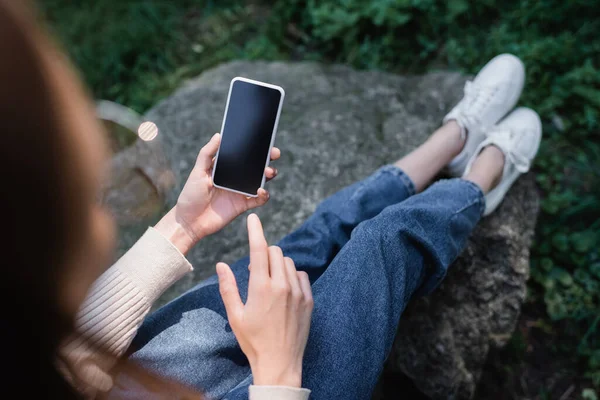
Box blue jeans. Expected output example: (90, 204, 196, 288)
(128, 166, 484, 399)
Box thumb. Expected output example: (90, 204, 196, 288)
(216, 262, 243, 321)
(196, 133, 221, 171)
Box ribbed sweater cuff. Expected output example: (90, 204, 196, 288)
(110, 227, 193, 303)
(249, 385, 311, 400)
(73, 227, 192, 354)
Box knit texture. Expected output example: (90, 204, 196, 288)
(60, 227, 310, 399)
(249, 385, 311, 400)
(61, 227, 192, 394)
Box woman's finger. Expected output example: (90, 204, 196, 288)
(265, 166, 278, 180)
(270, 147, 281, 161)
(246, 188, 270, 210)
(284, 257, 301, 300)
(297, 271, 313, 309)
(268, 246, 287, 285)
(247, 214, 269, 280)
(216, 262, 244, 322)
(196, 133, 221, 171)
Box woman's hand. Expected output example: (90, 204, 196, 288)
(154, 133, 280, 254)
(217, 214, 314, 388)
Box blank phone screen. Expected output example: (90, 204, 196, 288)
(213, 80, 283, 195)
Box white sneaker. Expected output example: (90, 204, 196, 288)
(444, 54, 526, 176)
(464, 107, 542, 216)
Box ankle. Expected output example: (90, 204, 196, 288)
(482, 145, 506, 175)
(464, 145, 505, 193)
(437, 120, 466, 157)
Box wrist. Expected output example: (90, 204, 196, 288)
(154, 208, 201, 255)
(251, 361, 302, 388)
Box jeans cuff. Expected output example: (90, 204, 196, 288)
(459, 179, 486, 218)
(414, 178, 485, 297)
(379, 165, 416, 197)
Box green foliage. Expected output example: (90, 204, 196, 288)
(260, 0, 600, 385)
(583, 388, 598, 400)
(38, 0, 259, 112)
(41, 0, 600, 388)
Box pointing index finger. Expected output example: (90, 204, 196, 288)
(247, 213, 269, 279)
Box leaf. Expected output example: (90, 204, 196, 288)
(574, 268, 592, 283)
(540, 257, 554, 272)
(573, 86, 600, 108)
(366, 1, 412, 27)
(590, 263, 600, 279)
(582, 388, 598, 400)
(571, 231, 597, 253)
(393, 12, 412, 26)
(552, 232, 570, 252)
(447, 0, 469, 19)
(546, 298, 568, 320)
(550, 267, 574, 287)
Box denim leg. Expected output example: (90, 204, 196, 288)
(126, 166, 415, 399)
(279, 165, 416, 282)
(224, 179, 484, 399)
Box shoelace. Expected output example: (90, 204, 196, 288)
(459, 81, 498, 130)
(487, 128, 531, 173)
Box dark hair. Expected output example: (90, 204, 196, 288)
(0, 0, 89, 396)
(0, 3, 204, 397)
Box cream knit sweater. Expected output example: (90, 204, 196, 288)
(62, 227, 310, 399)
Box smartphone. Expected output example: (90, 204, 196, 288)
(212, 77, 285, 197)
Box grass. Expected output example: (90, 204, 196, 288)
(38, 0, 599, 398)
(39, 0, 269, 113)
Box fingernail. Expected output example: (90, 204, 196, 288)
(216, 263, 225, 277)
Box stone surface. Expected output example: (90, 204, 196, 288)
(99, 104, 176, 257)
(104, 137, 176, 256)
(384, 175, 538, 399)
(133, 61, 539, 399)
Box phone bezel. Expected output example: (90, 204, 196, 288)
(211, 77, 285, 198)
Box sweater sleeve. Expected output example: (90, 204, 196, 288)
(60, 228, 313, 399)
(60, 227, 192, 393)
(249, 385, 311, 400)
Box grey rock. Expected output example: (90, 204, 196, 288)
(384, 175, 538, 399)
(102, 132, 175, 258)
(133, 61, 539, 399)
